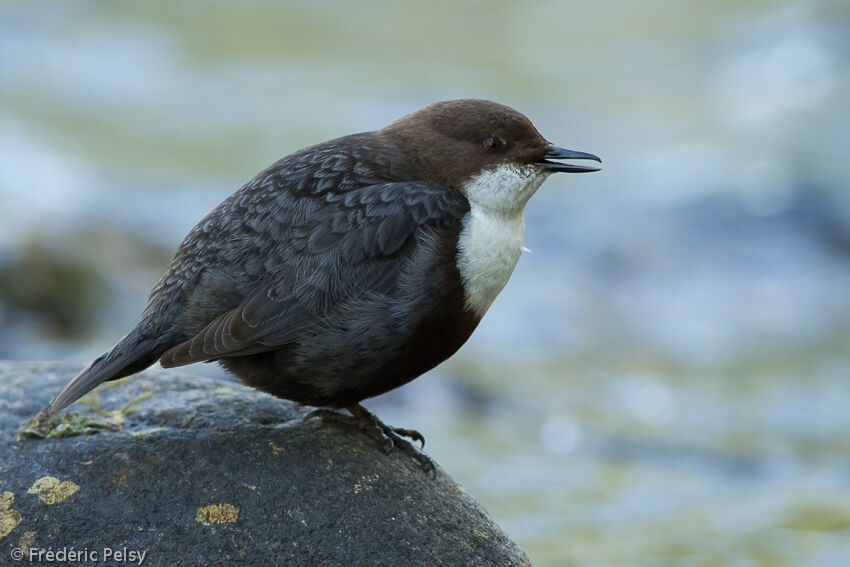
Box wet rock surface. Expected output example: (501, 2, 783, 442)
(0, 361, 530, 566)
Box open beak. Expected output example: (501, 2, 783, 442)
(538, 146, 601, 173)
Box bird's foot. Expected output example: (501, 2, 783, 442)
(303, 404, 435, 478)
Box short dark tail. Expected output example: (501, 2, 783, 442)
(47, 324, 165, 415)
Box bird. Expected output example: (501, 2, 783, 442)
(46, 99, 600, 476)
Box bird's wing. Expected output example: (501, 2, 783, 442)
(159, 182, 469, 367)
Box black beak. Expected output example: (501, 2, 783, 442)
(538, 146, 602, 173)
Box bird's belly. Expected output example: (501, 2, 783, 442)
(220, 284, 478, 408)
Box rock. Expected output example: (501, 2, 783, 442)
(0, 361, 530, 566)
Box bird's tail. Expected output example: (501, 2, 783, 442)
(47, 323, 165, 415)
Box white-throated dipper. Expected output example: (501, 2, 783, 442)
(47, 99, 600, 476)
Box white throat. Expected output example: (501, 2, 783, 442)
(456, 164, 549, 317)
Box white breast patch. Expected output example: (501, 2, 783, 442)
(456, 164, 548, 317)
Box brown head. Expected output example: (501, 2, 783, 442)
(380, 99, 600, 203)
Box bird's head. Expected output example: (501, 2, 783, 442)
(383, 98, 600, 214)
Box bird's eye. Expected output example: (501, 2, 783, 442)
(482, 135, 504, 153)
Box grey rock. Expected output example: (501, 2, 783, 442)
(0, 361, 530, 566)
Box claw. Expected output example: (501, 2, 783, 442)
(306, 404, 436, 477)
(389, 427, 425, 448)
(347, 404, 435, 477)
(302, 409, 324, 423)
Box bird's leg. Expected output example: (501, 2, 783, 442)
(347, 404, 436, 478)
(303, 404, 435, 478)
(303, 406, 425, 446)
(303, 408, 360, 428)
(347, 404, 426, 447)
(303, 407, 394, 451)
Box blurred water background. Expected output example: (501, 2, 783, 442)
(2, 1, 849, 565)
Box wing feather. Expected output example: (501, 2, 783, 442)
(160, 182, 469, 368)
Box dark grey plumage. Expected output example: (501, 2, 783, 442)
(48, 129, 475, 413)
(46, 98, 601, 465)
